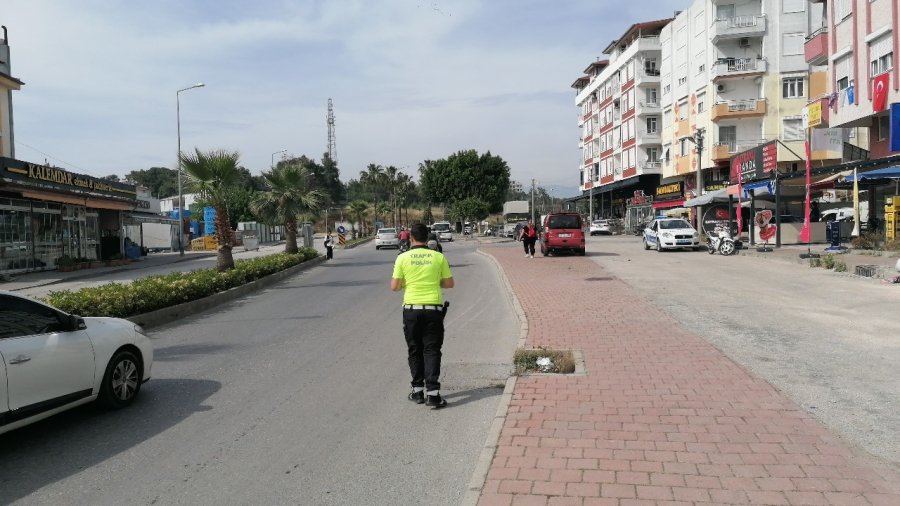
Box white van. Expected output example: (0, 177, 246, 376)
(431, 221, 453, 242)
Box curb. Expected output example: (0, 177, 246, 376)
(127, 256, 326, 329)
(460, 248, 529, 506)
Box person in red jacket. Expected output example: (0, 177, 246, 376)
(518, 220, 538, 258)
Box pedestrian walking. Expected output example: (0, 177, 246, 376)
(324, 234, 334, 260)
(518, 219, 538, 258)
(390, 223, 455, 408)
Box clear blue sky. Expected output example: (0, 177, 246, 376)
(3, 0, 683, 198)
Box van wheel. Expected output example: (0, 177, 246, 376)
(578, 249, 586, 256)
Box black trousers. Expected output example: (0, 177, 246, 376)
(325, 246, 333, 259)
(522, 237, 536, 255)
(402, 308, 445, 392)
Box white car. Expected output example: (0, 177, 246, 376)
(431, 222, 453, 242)
(374, 228, 399, 249)
(0, 291, 153, 435)
(589, 220, 611, 236)
(643, 218, 701, 252)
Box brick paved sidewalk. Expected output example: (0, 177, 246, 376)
(477, 246, 900, 506)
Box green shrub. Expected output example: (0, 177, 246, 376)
(45, 248, 319, 318)
(834, 260, 848, 272)
(821, 253, 835, 269)
(809, 258, 822, 268)
(850, 232, 880, 250)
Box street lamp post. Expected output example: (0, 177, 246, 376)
(271, 149, 287, 170)
(176, 83, 205, 256)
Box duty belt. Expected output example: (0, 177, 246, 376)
(403, 304, 442, 310)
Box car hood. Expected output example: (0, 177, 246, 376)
(657, 228, 697, 234)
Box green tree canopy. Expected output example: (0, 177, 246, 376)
(447, 197, 489, 223)
(126, 167, 179, 198)
(181, 149, 242, 271)
(418, 150, 510, 213)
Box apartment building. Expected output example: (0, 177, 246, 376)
(572, 19, 672, 218)
(658, 0, 840, 201)
(0, 26, 24, 159)
(806, 0, 898, 159)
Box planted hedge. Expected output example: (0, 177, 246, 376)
(45, 248, 319, 318)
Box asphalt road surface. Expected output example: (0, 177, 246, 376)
(585, 234, 900, 470)
(0, 238, 519, 505)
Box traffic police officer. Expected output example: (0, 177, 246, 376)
(390, 223, 454, 408)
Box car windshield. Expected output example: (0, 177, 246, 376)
(659, 220, 692, 230)
(379, 229, 396, 234)
(432, 223, 450, 232)
(548, 215, 581, 229)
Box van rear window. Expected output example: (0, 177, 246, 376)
(548, 216, 581, 229)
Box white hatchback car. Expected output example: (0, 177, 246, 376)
(375, 228, 399, 249)
(0, 291, 153, 435)
(589, 220, 612, 235)
(643, 218, 701, 252)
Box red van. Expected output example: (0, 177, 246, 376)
(540, 212, 585, 256)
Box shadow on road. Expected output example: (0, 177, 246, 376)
(323, 261, 395, 268)
(442, 385, 505, 409)
(291, 279, 381, 288)
(154, 343, 236, 362)
(0, 378, 220, 504)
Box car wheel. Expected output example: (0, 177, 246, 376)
(656, 239, 662, 252)
(643, 237, 650, 250)
(98, 350, 142, 408)
(375, 245, 380, 250)
(578, 249, 586, 256)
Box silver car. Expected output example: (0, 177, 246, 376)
(375, 228, 399, 249)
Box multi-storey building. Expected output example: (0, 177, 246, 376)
(1, 26, 23, 159)
(573, 19, 671, 219)
(806, 0, 898, 159)
(659, 0, 842, 202)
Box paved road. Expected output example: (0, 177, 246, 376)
(585, 235, 900, 469)
(0, 239, 519, 505)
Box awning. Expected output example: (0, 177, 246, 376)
(652, 199, 685, 209)
(125, 212, 178, 223)
(683, 188, 730, 207)
(843, 166, 900, 181)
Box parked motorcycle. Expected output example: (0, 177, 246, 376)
(706, 228, 736, 256)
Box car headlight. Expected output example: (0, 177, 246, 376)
(661, 232, 672, 238)
(134, 324, 148, 336)
(693, 232, 700, 237)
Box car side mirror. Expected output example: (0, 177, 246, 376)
(69, 314, 87, 331)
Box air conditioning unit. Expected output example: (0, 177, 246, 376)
(716, 83, 727, 93)
(739, 38, 751, 48)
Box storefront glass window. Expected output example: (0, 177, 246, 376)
(0, 199, 34, 272)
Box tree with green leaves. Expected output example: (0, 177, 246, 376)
(180, 149, 242, 271)
(251, 163, 323, 254)
(359, 164, 386, 223)
(447, 197, 489, 224)
(126, 167, 179, 198)
(419, 150, 511, 213)
(348, 200, 370, 236)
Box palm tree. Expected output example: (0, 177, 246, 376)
(359, 164, 385, 223)
(251, 163, 323, 254)
(181, 149, 242, 272)
(348, 200, 370, 236)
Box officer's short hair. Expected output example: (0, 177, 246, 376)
(411, 223, 429, 242)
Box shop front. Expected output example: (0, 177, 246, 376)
(0, 157, 136, 273)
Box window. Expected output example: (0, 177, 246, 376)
(717, 4, 735, 20)
(782, 0, 805, 13)
(663, 109, 673, 127)
(836, 55, 851, 90)
(783, 77, 805, 98)
(647, 147, 659, 162)
(837, 76, 850, 91)
(879, 115, 890, 141)
(678, 76, 687, 86)
(646, 117, 658, 134)
(836, 0, 852, 20)
(697, 100, 705, 113)
(680, 137, 690, 156)
(0, 295, 68, 339)
(678, 101, 688, 120)
(646, 88, 658, 105)
(664, 84, 671, 94)
(871, 35, 894, 76)
(782, 33, 805, 56)
(782, 117, 803, 141)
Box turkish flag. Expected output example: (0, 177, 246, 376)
(873, 73, 890, 112)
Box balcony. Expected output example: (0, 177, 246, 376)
(711, 15, 766, 44)
(711, 99, 767, 121)
(637, 101, 661, 116)
(638, 130, 661, 144)
(805, 27, 829, 66)
(711, 139, 764, 162)
(711, 58, 767, 80)
(640, 161, 662, 171)
(635, 68, 661, 87)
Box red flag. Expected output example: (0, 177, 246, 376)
(873, 73, 890, 112)
(799, 140, 812, 243)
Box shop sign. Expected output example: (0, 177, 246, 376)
(626, 190, 652, 207)
(1, 157, 136, 199)
(701, 205, 737, 236)
(730, 140, 777, 183)
(806, 102, 823, 128)
(655, 181, 684, 201)
(704, 181, 728, 192)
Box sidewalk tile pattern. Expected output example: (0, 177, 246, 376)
(478, 247, 900, 506)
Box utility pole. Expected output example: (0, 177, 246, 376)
(531, 178, 536, 224)
(692, 128, 705, 231)
(326, 98, 337, 162)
